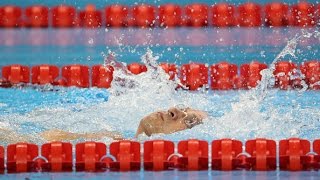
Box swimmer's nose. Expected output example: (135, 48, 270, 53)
(168, 107, 184, 120)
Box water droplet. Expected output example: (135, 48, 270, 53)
(88, 38, 94, 45)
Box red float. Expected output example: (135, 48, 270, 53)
(109, 141, 140, 171)
(25, 5, 49, 27)
(265, 2, 289, 27)
(279, 138, 310, 171)
(92, 65, 114, 88)
(212, 139, 242, 170)
(240, 61, 268, 88)
(314, 139, 320, 155)
(53, 78, 67, 87)
(159, 4, 182, 27)
(76, 142, 107, 172)
(105, 5, 128, 27)
(0, 6, 22, 27)
(212, 3, 236, 27)
(31, 65, 59, 85)
(177, 139, 208, 170)
(300, 60, 320, 90)
(0, 146, 3, 173)
(318, 4, 320, 26)
(291, 2, 315, 27)
(52, 5, 76, 28)
(132, 4, 156, 27)
(62, 65, 89, 88)
(144, 140, 175, 171)
(127, 63, 147, 75)
(185, 4, 208, 27)
(160, 63, 177, 80)
(238, 3, 262, 27)
(41, 142, 72, 172)
(245, 138, 276, 171)
(273, 61, 298, 90)
(7, 143, 38, 173)
(210, 62, 238, 90)
(180, 63, 208, 91)
(2, 65, 30, 84)
(313, 139, 320, 169)
(79, 4, 102, 28)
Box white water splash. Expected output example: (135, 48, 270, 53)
(0, 29, 319, 144)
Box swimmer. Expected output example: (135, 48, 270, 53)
(0, 107, 207, 143)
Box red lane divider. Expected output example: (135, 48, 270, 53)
(240, 61, 268, 89)
(2, 65, 30, 84)
(159, 4, 182, 27)
(1, 139, 320, 173)
(313, 139, 320, 170)
(31, 65, 59, 85)
(41, 141, 73, 172)
(265, 2, 289, 27)
(127, 63, 147, 75)
(180, 63, 208, 90)
(160, 63, 177, 80)
(212, 139, 243, 171)
(25, 5, 49, 28)
(76, 141, 107, 172)
(238, 3, 262, 27)
(132, 4, 156, 28)
(79, 4, 102, 28)
(1, 61, 320, 90)
(52, 5, 77, 28)
(274, 61, 298, 90)
(292, 2, 315, 27)
(300, 61, 320, 90)
(144, 140, 175, 171)
(105, 5, 128, 27)
(185, 4, 208, 27)
(210, 62, 237, 90)
(7, 143, 38, 173)
(245, 138, 276, 171)
(212, 3, 236, 27)
(0, 3, 319, 28)
(92, 65, 114, 88)
(0, 6, 22, 28)
(177, 139, 208, 170)
(41, 142, 73, 172)
(0, 146, 4, 173)
(109, 140, 140, 171)
(279, 138, 310, 171)
(62, 65, 90, 88)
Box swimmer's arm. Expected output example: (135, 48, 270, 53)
(40, 129, 123, 141)
(0, 128, 30, 143)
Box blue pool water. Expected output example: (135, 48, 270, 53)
(1, 28, 319, 66)
(0, 26, 320, 180)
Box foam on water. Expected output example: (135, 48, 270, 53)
(0, 29, 319, 144)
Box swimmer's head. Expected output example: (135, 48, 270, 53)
(135, 107, 207, 137)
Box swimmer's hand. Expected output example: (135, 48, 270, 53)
(40, 129, 123, 141)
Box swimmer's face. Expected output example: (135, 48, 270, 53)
(135, 107, 207, 137)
